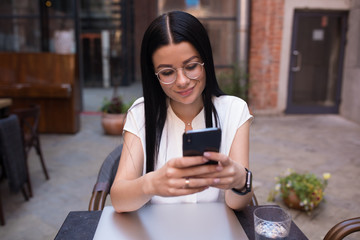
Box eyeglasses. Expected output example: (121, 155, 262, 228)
(155, 62, 205, 84)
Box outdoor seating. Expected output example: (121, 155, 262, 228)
(12, 105, 50, 197)
(89, 145, 123, 211)
(323, 217, 360, 240)
(0, 114, 30, 225)
(89, 144, 258, 211)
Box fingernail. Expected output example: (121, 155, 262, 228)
(216, 165, 223, 171)
(213, 178, 220, 184)
(203, 152, 211, 157)
(203, 157, 209, 163)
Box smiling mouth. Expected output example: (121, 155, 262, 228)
(177, 87, 194, 96)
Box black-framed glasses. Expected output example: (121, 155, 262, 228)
(155, 62, 205, 84)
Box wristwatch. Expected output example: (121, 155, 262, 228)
(232, 168, 252, 195)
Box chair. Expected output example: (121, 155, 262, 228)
(0, 189, 4, 225)
(0, 167, 4, 225)
(89, 144, 258, 211)
(323, 217, 360, 240)
(249, 192, 258, 206)
(0, 114, 30, 225)
(12, 105, 50, 197)
(89, 145, 123, 211)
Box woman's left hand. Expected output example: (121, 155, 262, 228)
(197, 152, 246, 190)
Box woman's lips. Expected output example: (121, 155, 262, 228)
(177, 87, 194, 97)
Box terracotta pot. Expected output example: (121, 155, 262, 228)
(283, 190, 303, 210)
(283, 189, 322, 211)
(101, 113, 126, 135)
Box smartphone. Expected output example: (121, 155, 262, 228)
(182, 127, 221, 164)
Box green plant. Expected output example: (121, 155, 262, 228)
(268, 169, 331, 212)
(100, 96, 134, 114)
(217, 63, 249, 101)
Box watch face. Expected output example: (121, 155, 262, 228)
(246, 169, 252, 192)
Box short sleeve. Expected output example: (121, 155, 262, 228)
(214, 95, 253, 155)
(123, 97, 146, 152)
(230, 97, 253, 128)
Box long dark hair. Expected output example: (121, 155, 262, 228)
(140, 11, 224, 173)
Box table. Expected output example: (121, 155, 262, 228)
(55, 205, 308, 240)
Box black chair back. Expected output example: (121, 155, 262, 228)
(0, 115, 28, 193)
(0, 114, 30, 225)
(89, 145, 123, 211)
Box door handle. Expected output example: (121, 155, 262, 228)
(291, 50, 302, 72)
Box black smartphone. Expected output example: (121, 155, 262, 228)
(182, 127, 221, 164)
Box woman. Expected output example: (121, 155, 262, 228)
(110, 11, 253, 213)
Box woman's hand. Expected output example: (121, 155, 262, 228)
(198, 152, 247, 191)
(146, 155, 222, 197)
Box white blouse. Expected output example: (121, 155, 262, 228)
(123, 95, 253, 204)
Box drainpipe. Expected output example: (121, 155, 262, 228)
(237, 0, 250, 86)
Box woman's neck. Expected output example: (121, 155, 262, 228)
(170, 98, 203, 125)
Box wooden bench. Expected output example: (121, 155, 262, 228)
(0, 52, 81, 133)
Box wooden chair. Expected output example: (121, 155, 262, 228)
(0, 115, 30, 225)
(89, 144, 258, 211)
(323, 217, 360, 240)
(12, 105, 50, 197)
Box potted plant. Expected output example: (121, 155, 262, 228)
(100, 96, 134, 135)
(268, 169, 331, 213)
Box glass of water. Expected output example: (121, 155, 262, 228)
(254, 206, 291, 240)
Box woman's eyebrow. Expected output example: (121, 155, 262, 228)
(156, 64, 173, 70)
(183, 56, 200, 64)
(156, 56, 200, 70)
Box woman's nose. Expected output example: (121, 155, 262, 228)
(175, 69, 190, 87)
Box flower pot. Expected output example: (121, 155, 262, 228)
(101, 113, 126, 135)
(282, 189, 323, 212)
(283, 190, 303, 210)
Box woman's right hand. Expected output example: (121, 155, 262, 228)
(145, 156, 221, 197)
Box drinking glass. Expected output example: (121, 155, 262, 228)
(254, 206, 291, 240)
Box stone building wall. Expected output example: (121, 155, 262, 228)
(340, 0, 360, 124)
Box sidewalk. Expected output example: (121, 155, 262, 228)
(0, 83, 359, 239)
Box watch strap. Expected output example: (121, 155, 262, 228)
(232, 168, 252, 195)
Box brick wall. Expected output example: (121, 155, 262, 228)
(248, 0, 284, 112)
(134, 0, 157, 82)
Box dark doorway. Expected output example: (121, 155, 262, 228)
(81, 33, 103, 87)
(286, 11, 348, 114)
(80, 0, 134, 88)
